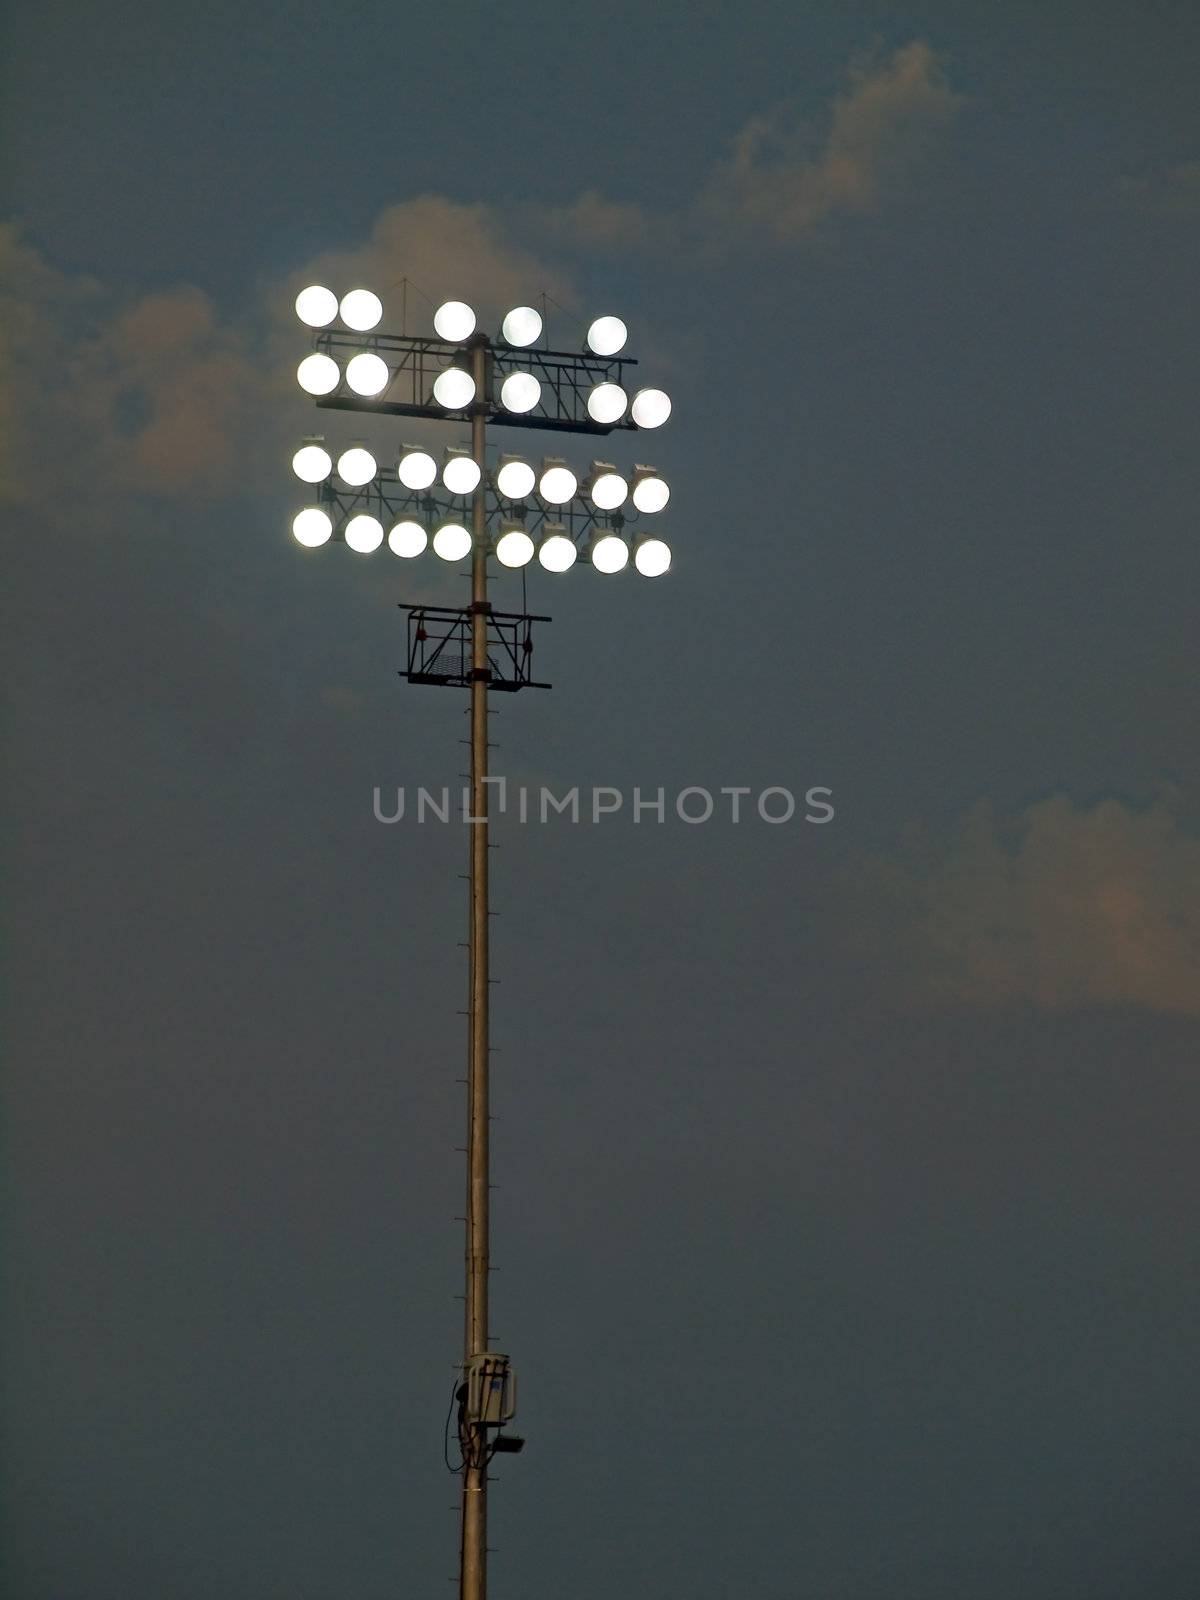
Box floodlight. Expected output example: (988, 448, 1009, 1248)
(398, 446, 438, 490)
(433, 521, 473, 562)
(586, 315, 627, 356)
(434, 301, 476, 341)
(500, 371, 541, 414)
(443, 447, 482, 496)
(495, 523, 535, 568)
(295, 285, 338, 327)
(339, 289, 383, 332)
(590, 531, 629, 573)
(297, 353, 340, 395)
(292, 507, 333, 547)
(433, 367, 476, 409)
(634, 535, 672, 577)
(495, 454, 535, 500)
(631, 387, 671, 428)
(292, 440, 332, 483)
(631, 467, 670, 513)
(501, 306, 542, 347)
(538, 458, 578, 504)
(336, 445, 377, 487)
(389, 519, 428, 558)
(586, 382, 627, 425)
(345, 352, 390, 396)
(587, 461, 628, 511)
(344, 513, 384, 553)
(538, 527, 577, 572)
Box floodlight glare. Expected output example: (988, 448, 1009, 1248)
(634, 536, 672, 577)
(500, 372, 541, 414)
(590, 531, 629, 573)
(292, 441, 332, 483)
(538, 459, 578, 504)
(344, 513, 384, 553)
(586, 382, 627, 425)
(389, 519, 428, 558)
(495, 455, 535, 500)
(398, 447, 437, 490)
(588, 462, 628, 511)
(345, 352, 390, 396)
(297, 352, 340, 395)
(631, 387, 672, 428)
(433, 521, 473, 562)
(292, 507, 333, 547)
(433, 368, 476, 409)
(443, 448, 482, 495)
(336, 445, 377, 487)
(501, 306, 542, 347)
(434, 301, 476, 341)
(495, 524, 535, 568)
(586, 315, 627, 356)
(538, 528, 577, 572)
(631, 468, 670, 513)
(339, 289, 383, 332)
(295, 285, 338, 327)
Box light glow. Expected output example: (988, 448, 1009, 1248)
(339, 289, 383, 332)
(586, 315, 627, 356)
(590, 532, 629, 573)
(292, 442, 332, 483)
(501, 305, 542, 347)
(433, 521, 473, 562)
(292, 507, 333, 547)
(336, 445, 377, 486)
(495, 524, 535, 568)
(500, 371, 541, 413)
(538, 459, 578, 504)
(631, 387, 671, 428)
(538, 529, 577, 572)
(388, 519, 428, 558)
(587, 382, 627, 424)
(345, 352, 390, 396)
(495, 455, 535, 499)
(588, 463, 628, 511)
(433, 367, 475, 409)
(634, 536, 672, 577)
(631, 468, 670, 513)
(434, 301, 476, 341)
(398, 447, 437, 490)
(344, 513, 384, 553)
(295, 285, 338, 327)
(443, 449, 482, 495)
(297, 352, 340, 395)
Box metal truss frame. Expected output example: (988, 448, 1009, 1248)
(402, 603, 552, 691)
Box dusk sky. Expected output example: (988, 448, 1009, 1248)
(3, 3, 1199, 1596)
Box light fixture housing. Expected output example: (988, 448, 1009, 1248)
(295, 285, 337, 327)
(586, 315, 627, 356)
(587, 461, 628, 511)
(586, 382, 627, 425)
(336, 444, 377, 487)
(590, 529, 630, 573)
(297, 352, 340, 395)
(433, 367, 475, 410)
(538, 526, 577, 572)
(501, 306, 542, 347)
(345, 352, 390, 397)
(433, 521, 473, 562)
(634, 535, 672, 577)
(292, 439, 332, 483)
(538, 458, 578, 505)
(344, 513, 384, 553)
(495, 522, 535, 568)
(631, 387, 671, 428)
(631, 465, 670, 513)
(443, 446, 482, 496)
(398, 446, 438, 490)
(292, 507, 333, 547)
(495, 454, 535, 500)
(339, 289, 383, 332)
(434, 301, 476, 342)
(500, 371, 541, 414)
(389, 519, 428, 558)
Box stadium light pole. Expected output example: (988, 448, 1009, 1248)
(290, 287, 675, 1600)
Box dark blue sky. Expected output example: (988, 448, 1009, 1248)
(4, 3, 1199, 1597)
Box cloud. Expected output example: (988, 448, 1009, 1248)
(1117, 160, 1200, 218)
(851, 793, 1200, 1017)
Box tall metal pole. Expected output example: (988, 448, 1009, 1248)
(460, 334, 490, 1600)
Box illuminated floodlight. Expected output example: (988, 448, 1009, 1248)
(433, 367, 475, 409)
(443, 447, 482, 495)
(344, 513, 384, 553)
(538, 458, 578, 504)
(590, 530, 629, 573)
(587, 382, 627, 425)
(297, 352, 340, 395)
(500, 371, 541, 413)
(292, 440, 332, 483)
(586, 315, 627, 356)
(388, 519, 428, 558)
(433, 521, 473, 562)
(398, 446, 437, 490)
(495, 454, 535, 500)
(292, 507, 333, 547)
(588, 461, 628, 511)
(501, 306, 542, 347)
(631, 387, 671, 428)
(538, 526, 577, 572)
(634, 535, 672, 577)
(346, 352, 390, 396)
(339, 289, 383, 332)
(434, 301, 476, 341)
(295, 285, 338, 327)
(631, 466, 670, 513)
(495, 522, 535, 568)
(336, 445, 377, 486)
